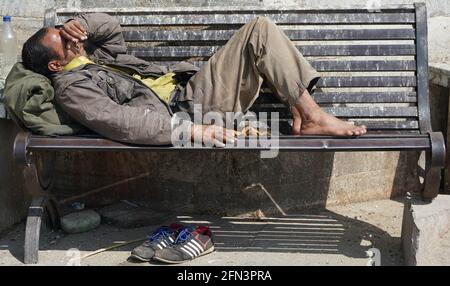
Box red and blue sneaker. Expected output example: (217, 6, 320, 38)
(153, 225, 215, 264)
(130, 223, 183, 262)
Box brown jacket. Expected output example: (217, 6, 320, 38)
(52, 13, 199, 145)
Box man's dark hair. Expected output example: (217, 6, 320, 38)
(22, 27, 59, 76)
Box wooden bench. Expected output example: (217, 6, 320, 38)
(8, 3, 446, 264)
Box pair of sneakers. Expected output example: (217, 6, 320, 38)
(130, 223, 215, 264)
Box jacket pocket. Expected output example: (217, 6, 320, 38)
(94, 70, 134, 104)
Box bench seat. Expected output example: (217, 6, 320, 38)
(22, 133, 433, 151)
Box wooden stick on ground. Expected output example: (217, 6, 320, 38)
(81, 237, 146, 260)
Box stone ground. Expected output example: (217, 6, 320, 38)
(428, 230, 450, 266)
(0, 199, 414, 266)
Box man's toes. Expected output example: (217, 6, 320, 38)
(353, 125, 364, 133)
(354, 126, 365, 136)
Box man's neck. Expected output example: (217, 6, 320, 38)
(64, 55, 93, 71)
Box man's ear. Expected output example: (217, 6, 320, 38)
(48, 60, 64, 72)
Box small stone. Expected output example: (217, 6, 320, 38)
(360, 239, 372, 247)
(61, 210, 101, 234)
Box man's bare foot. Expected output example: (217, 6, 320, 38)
(293, 89, 367, 136)
(300, 109, 367, 136)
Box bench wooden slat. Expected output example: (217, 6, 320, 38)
(57, 12, 415, 26)
(252, 106, 418, 118)
(310, 60, 416, 72)
(150, 60, 417, 72)
(347, 119, 418, 129)
(356, 120, 418, 129)
(324, 106, 418, 118)
(123, 29, 416, 42)
(313, 92, 417, 103)
(272, 118, 419, 130)
(202, 77, 417, 88)
(317, 76, 416, 87)
(255, 92, 417, 104)
(128, 44, 416, 58)
(364, 130, 420, 134)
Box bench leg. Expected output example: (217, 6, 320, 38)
(422, 132, 447, 202)
(22, 152, 60, 264)
(24, 195, 60, 264)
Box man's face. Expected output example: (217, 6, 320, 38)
(42, 27, 86, 73)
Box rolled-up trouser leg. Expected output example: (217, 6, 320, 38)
(176, 16, 321, 119)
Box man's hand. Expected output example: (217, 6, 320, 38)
(191, 124, 235, 148)
(60, 19, 88, 44)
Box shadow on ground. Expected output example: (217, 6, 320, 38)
(0, 204, 402, 266)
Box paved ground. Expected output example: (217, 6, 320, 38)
(0, 199, 406, 266)
(428, 229, 450, 266)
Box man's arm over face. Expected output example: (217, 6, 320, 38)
(54, 73, 173, 145)
(72, 13, 127, 58)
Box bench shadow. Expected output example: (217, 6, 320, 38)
(2, 207, 402, 265)
(169, 210, 402, 265)
(4, 147, 409, 265)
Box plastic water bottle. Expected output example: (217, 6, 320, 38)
(0, 16, 18, 82)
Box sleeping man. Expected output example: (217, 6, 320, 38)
(20, 13, 366, 146)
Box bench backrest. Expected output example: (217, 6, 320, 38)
(45, 3, 430, 135)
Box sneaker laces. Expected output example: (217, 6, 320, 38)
(175, 227, 194, 244)
(146, 226, 173, 243)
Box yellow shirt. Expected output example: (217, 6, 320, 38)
(64, 56, 177, 103)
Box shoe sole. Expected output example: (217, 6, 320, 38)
(129, 254, 152, 262)
(153, 245, 215, 264)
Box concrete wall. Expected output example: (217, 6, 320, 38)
(51, 150, 419, 215)
(0, 0, 448, 230)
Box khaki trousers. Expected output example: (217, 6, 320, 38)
(175, 16, 321, 120)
